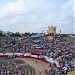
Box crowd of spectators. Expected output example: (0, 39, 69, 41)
(0, 58, 35, 75)
(0, 34, 75, 75)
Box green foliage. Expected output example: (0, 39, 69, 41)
(31, 33, 37, 35)
(0, 32, 6, 37)
(22, 32, 30, 36)
(10, 33, 21, 37)
(22, 32, 38, 37)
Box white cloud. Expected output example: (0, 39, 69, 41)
(0, 0, 74, 33)
(56, 0, 74, 34)
(0, 0, 54, 18)
(0, 0, 26, 18)
(0, 0, 55, 33)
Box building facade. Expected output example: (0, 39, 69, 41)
(48, 26, 56, 40)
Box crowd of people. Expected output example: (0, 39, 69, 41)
(45, 35, 75, 75)
(0, 58, 35, 75)
(0, 34, 75, 75)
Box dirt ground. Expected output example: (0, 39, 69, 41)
(17, 58, 50, 75)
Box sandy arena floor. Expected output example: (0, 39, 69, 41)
(17, 58, 50, 75)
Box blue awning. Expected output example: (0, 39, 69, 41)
(35, 46, 44, 49)
(30, 35, 39, 38)
(34, 40, 41, 43)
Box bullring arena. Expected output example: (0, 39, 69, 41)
(0, 34, 75, 75)
(0, 53, 56, 75)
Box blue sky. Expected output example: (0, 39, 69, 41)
(0, 0, 74, 34)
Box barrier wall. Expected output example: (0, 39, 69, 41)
(0, 53, 58, 69)
(0, 55, 52, 67)
(0, 55, 56, 75)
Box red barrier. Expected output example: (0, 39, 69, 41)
(0, 55, 8, 57)
(0, 55, 49, 63)
(0, 55, 53, 68)
(20, 55, 49, 63)
(0, 55, 54, 75)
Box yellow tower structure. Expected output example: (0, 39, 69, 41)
(48, 26, 56, 40)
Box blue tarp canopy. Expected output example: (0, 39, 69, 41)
(34, 40, 41, 43)
(34, 46, 44, 50)
(30, 35, 39, 39)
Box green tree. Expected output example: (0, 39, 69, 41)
(10, 33, 21, 37)
(0, 32, 6, 37)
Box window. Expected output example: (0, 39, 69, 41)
(50, 33, 51, 36)
(52, 33, 54, 36)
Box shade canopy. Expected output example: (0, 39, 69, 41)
(31, 49, 44, 55)
(34, 46, 44, 50)
(30, 35, 39, 39)
(34, 40, 41, 43)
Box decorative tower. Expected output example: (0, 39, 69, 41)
(48, 26, 56, 40)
